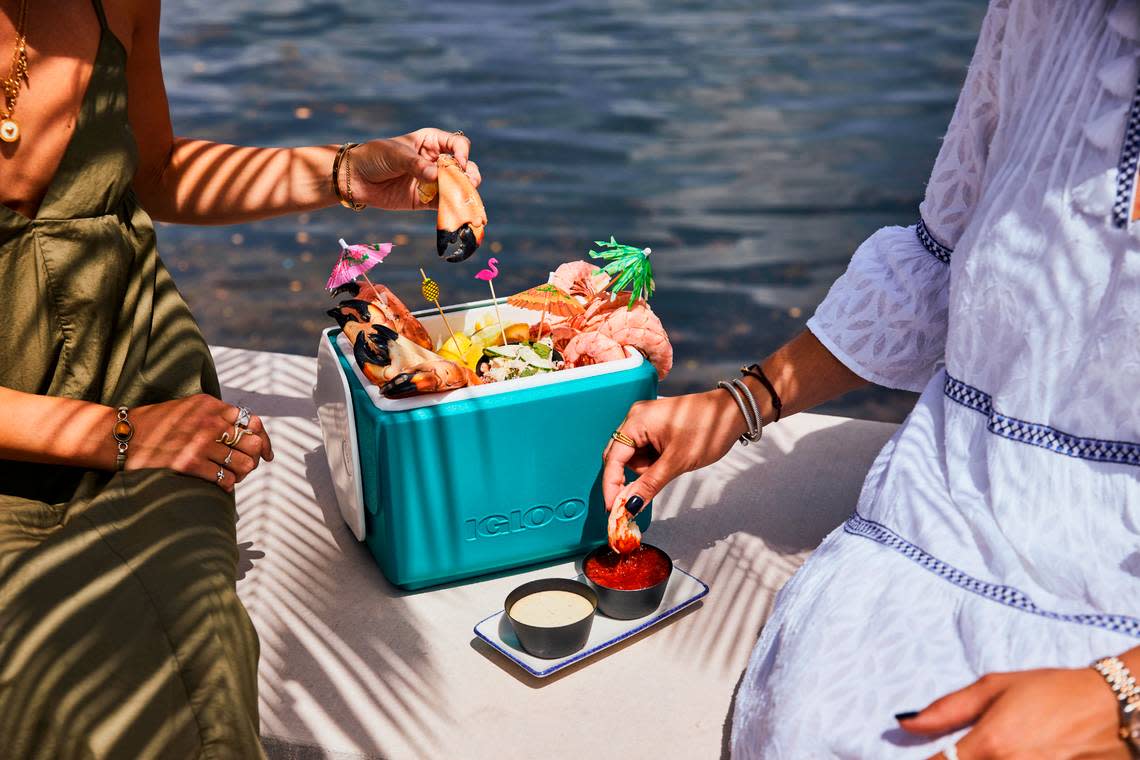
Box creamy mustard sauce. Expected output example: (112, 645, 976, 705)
(509, 590, 594, 627)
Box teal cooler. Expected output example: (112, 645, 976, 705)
(313, 298, 657, 590)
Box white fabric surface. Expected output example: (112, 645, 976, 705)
(212, 346, 901, 760)
(735, 1, 1140, 756)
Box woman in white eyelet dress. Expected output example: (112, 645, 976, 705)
(730, 0, 1140, 755)
(603, 0, 1140, 756)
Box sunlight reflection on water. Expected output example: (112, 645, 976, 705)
(158, 0, 983, 421)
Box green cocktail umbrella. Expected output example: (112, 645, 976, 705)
(587, 237, 655, 309)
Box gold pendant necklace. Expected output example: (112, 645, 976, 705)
(1, 0, 30, 144)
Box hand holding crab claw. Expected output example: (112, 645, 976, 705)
(347, 128, 487, 262)
(345, 128, 482, 213)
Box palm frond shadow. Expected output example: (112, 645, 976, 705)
(213, 349, 451, 756)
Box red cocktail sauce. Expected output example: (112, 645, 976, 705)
(584, 546, 671, 590)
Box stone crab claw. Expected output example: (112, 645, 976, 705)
(381, 360, 481, 398)
(351, 325, 397, 385)
(350, 325, 479, 398)
(329, 299, 385, 348)
(351, 324, 434, 384)
(328, 285, 434, 350)
(326, 298, 374, 328)
(419, 154, 486, 262)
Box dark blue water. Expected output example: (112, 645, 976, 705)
(158, 1, 984, 421)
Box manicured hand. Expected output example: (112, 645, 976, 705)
(349, 128, 482, 211)
(601, 390, 748, 513)
(897, 668, 1128, 759)
(125, 394, 274, 493)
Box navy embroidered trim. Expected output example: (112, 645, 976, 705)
(915, 219, 953, 263)
(1111, 72, 1140, 228)
(844, 513, 1140, 638)
(944, 374, 1140, 468)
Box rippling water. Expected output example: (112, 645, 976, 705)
(158, 0, 984, 422)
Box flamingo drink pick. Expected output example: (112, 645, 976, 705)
(474, 257, 507, 345)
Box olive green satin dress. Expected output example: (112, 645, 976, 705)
(0, 2, 263, 758)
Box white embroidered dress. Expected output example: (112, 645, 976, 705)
(731, 1, 1140, 756)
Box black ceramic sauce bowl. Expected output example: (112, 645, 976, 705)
(582, 543, 673, 620)
(505, 578, 598, 659)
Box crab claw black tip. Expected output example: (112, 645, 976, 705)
(342, 298, 372, 313)
(371, 323, 399, 342)
(437, 224, 480, 263)
(331, 281, 361, 298)
(327, 308, 350, 328)
(353, 327, 394, 368)
(330, 299, 374, 327)
(380, 373, 418, 398)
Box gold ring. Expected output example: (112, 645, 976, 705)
(216, 425, 247, 448)
(611, 430, 636, 448)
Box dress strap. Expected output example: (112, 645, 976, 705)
(90, 0, 109, 30)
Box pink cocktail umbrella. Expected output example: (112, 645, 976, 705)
(474, 257, 507, 345)
(326, 238, 393, 293)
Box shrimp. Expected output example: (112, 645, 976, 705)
(593, 302, 673, 380)
(562, 331, 627, 367)
(550, 261, 611, 300)
(607, 496, 642, 554)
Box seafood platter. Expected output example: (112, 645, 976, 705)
(313, 239, 675, 589)
(314, 152, 707, 670)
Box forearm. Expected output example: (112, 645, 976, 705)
(136, 138, 340, 225)
(0, 387, 116, 470)
(736, 328, 868, 428)
(1119, 647, 1140, 673)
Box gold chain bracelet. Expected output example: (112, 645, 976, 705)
(332, 142, 365, 211)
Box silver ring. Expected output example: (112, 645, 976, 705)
(944, 743, 960, 760)
(216, 467, 225, 483)
(235, 405, 252, 429)
(223, 449, 234, 466)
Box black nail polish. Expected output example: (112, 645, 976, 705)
(894, 711, 919, 721)
(625, 495, 645, 516)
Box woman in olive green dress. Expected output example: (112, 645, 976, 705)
(0, 1, 480, 757)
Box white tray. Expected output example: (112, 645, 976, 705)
(473, 567, 709, 678)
